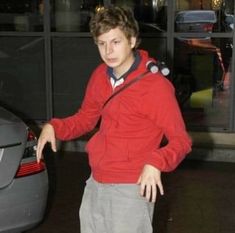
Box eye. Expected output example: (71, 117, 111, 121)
(97, 41, 105, 47)
(113, 40, 121, 45)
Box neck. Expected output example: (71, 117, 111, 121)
(113, 53, 135, 78)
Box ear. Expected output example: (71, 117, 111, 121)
(130, 37, 137, 49)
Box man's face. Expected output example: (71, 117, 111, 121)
(96, 27, 137, 76)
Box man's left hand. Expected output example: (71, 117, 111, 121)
(137, 164, 164, 202)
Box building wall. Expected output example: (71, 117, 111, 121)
(0, 0, 235, 155)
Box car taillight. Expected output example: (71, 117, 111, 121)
(27, 129, 37, 141)
(15, 128, 46, 178)
(203, 23, 213, 32)
(15, 160, 46, 178)
(23, 129, 37, 159)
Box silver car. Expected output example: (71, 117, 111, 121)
(0, 106, 48, 233)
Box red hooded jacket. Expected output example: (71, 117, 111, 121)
(50, 50, 192, 183)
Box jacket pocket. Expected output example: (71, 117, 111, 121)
(106, 137, 129, 162)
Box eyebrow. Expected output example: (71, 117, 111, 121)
(97, 36, 122, 43)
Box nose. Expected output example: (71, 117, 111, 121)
(105, 43, 113, 55)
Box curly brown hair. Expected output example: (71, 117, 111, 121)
(89, 6, 140, 48)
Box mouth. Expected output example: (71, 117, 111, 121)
(106, 58, 117, 63)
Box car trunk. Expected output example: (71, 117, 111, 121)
(0, 107, 27, 188)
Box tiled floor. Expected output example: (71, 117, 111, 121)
(26, 151, 235, 233)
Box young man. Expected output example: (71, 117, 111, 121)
(36, 6, 192, 233)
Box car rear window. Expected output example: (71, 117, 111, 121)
(176, 11, 217, 23)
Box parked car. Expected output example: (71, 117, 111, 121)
(222, 0, 234, 32)
(221, 11, 233, 74)
(224, 12, 234, 31)
(0, 106, 48, 233)
(173, 10, 227, 106)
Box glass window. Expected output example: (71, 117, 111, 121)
(173, 37, 232, 129)
(51, 0, 82, 32)
(221, 0, 234, 32)
(52, 37, 100, 117)
(175, 0, 234, 32)
(0, 37, 46, 120)
(52, 37, 167, 117)
(51, 0, 167, 32)
(133, 0, 167, 33)
(0, 0, 44, 32)
(140, 37, 167, 61)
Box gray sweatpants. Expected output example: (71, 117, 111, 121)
(79, 176, 155, 233)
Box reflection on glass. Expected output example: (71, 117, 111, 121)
(51, 0, 167, 32)
(52, 37, 100, 117)
(0, 37, 46, 120)
(175, 0, 234, 32)
(175, 10, 217, 33)
(140, 37, 167, 61)
(0, 0, 44, 32)
(222, 0, 234, 32)
(53, 0, 81, 32)
(211, 0, 223, 10)
(173, 37, 232, 128)
(134, 0, 167, 32)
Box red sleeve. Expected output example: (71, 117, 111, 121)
(144, 76, 192, 172)
(49, 69, 105, 141)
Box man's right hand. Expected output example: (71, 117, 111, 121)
(36, 123, 57, 163)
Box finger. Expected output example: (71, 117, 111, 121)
(136, 176, 141, 185)
(36, 144, 42, 163)
(36, 139, 46, 163)
(137, 176, 145, 196)
(140, 182, 146, 196)
(51, 137, 57, 152)
(157, 181, 164, 196)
